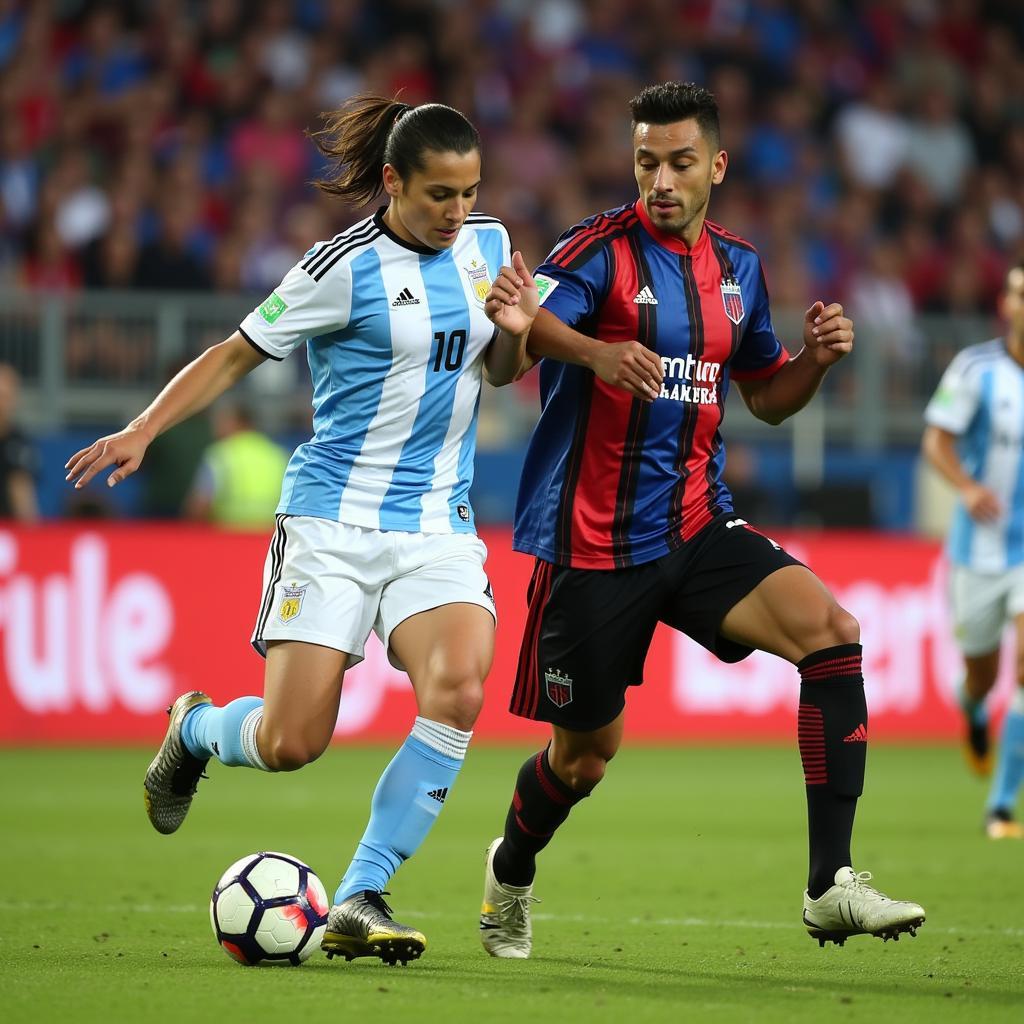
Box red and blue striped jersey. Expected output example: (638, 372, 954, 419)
(514, 199, 789, 569)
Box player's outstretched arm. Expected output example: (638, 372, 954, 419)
(922, 424, 1002, 522)
(525, 309, 663, 402)
(484, 251, 539, 386)
(736, 301, 852, 425)
(65, 332, 266, 490)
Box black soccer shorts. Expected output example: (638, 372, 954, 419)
(509, 515, 803, 731)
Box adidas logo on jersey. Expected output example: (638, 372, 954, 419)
(633, 286, 658, 305)
(427, 787, 448, 803)
(392, 287, 420, 306)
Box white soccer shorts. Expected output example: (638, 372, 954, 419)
(949, 563, 1024, 656)
(251, 515, 495, 668)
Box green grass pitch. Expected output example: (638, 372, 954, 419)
(1, 745, 1021, 1023)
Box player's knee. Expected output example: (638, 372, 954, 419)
(825, 603, 860, 647)
(421, 673, 484, 732)
(562, 748, 616, 794)
(259, 733, 326, 773)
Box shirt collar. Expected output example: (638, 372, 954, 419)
(633, 198, 708, 256)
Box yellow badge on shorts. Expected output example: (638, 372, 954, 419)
(278, 583, 308, 623)
(464, 259, 491, 304)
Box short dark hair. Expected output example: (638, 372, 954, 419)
(630, 82, 720, 147)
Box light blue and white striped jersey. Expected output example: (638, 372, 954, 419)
(239, 209, 510, 534)
(924, 338, 1024, 571)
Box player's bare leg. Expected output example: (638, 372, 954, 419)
(325, 603, 491, 966)
(722, 564, 925, 945)
(962, 650, 999, 777)
(257, 640, 348, 771)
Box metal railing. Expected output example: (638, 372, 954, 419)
(0, 289, 997, 449)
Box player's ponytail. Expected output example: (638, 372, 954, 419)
(310, 95, 480, 207)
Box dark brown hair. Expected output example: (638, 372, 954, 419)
(310, 95, 481, 206)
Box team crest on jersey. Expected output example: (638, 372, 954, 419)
(463, 259, 491, 305)
(278, 583, 308, 623)
(545, 668, 573, 708)
(720, 278, 744, 324)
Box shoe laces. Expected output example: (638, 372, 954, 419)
(497, 893, 540, 929)
(841, 870, 891, 901)
(361, 891, 394, 917)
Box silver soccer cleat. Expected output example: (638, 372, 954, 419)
(321, 891, 426, 966)
(802, 867, 926, 947)
(143, 690, 212, 834)
(480, 837, 539, 959)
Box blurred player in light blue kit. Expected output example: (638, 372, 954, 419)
(66, 95, 538, 960)
(923, 263, 1024, 839)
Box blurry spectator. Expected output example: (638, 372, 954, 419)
(0, 362, 38, 521)
(20, 219, 81, 290)
(903, 88, 976, 207)
(846, 237, 921, 388)
(184, 401, 287, 529)
(134, 196, 211, 290)
(833, 76, 910, 191)
(81, 225, 139, 289)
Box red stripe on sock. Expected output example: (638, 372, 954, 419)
(514, 812, 552, 839)
(798, 703, 828, 785)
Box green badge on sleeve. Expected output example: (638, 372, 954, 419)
(534, 274, 559, 305)
(258, 292, 287, 324)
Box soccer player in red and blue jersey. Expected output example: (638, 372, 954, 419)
(479, 82, 925, 957)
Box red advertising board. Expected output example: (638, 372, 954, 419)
(0, 525, 1003, 745)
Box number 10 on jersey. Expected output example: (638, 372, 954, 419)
(432, 330, 467, 372)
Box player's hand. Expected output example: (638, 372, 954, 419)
(963, 481, 1002, 522)
(65, 426, 151, 490)
(485, 251, 539, 338)
(803, 301, 853, 367)
(590, 340, 663, 402)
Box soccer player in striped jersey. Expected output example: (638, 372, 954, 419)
(923, 263, 1024, 839)
(66, 96, 538, 965)
(479, 82, 924, 957)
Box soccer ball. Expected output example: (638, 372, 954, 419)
(210, 851, 329, 966)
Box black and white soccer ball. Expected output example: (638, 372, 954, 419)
(210, 851, 329, 966)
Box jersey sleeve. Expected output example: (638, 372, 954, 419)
(924, 350, 981, 434)
(532, 234, 610, 328)
(239, 258, 353, 361)
(729, 264, 789, 381)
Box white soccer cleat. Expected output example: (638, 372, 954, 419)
(802, 867, 925, 947)
(479, 838, 538, 959)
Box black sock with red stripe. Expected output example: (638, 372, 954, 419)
(797, 643, 867, 899)
(492, 747, 585, 887)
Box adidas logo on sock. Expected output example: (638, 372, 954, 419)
(843, 723, 868, 743)
(392, 287, 420, 306)
(427, 787, 448, 803)
(633, 286, 658, 305)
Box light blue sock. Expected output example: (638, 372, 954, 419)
(181, 697, 269, 770)
(987, 691, 1024, 814)
(334, 717, 472, 904)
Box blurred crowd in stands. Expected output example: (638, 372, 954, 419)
(2, 0, 1023, 320)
